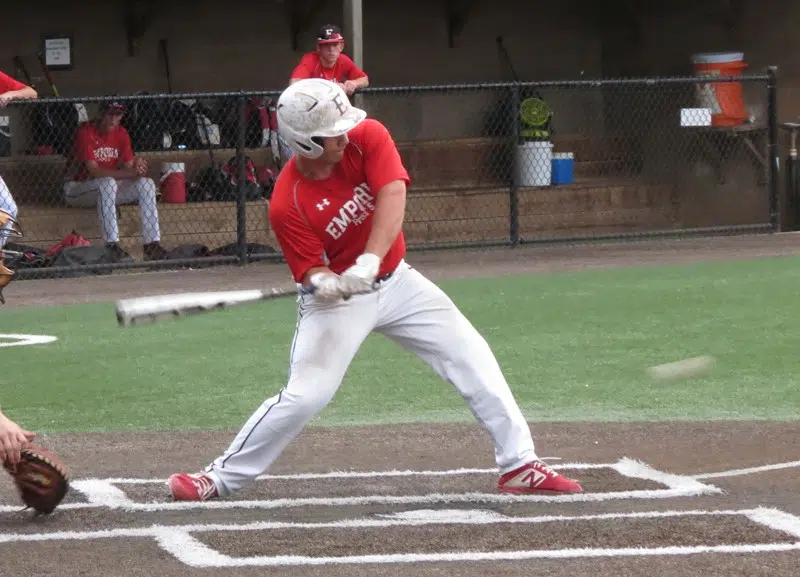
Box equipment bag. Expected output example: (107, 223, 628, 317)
(30, 102, 89, 156)
(121, 94, 173, 151)
(215, 96, 281, 167)
(168, 99, 221, 150)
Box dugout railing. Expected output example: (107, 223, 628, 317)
(0, 68, 779, 279)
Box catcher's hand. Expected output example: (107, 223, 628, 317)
(3, 443, 70, 514)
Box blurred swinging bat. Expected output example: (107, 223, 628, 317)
(115, 287, 305, 327)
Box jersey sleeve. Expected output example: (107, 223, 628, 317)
(360, 120, 410, 193)
(340, 55, 367, 80)
(74, 127, 95, 164)
(0, 71, 27, 94)
(268, 186, 327, 283)
(290, 54, 317, 80)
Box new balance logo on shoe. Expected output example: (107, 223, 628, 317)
(168, 472, 219, 501)
(497, 460, 583, 494)
(520, 467, 548, 489)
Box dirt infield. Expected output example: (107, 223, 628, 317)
(1, 422, 799, 576)
(1, 233, 800, 576)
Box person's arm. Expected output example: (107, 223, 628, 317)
(363, 180, 405, 259)
(342, 57, 369, 93)
(268, 194, 343, 302)
(289, 54, 314, 84)
(339, 120, 410, 292)
(84, 161, 140, 180)
(0, 71, 37, 107)
(362, 120, 410, 258)
(117, 129, 148, 176)
(0, 409, 36, 467)
(0, 85, 37, 103)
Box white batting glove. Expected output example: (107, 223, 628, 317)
(339, 253, 380, 296)
(309, 272, 344, 303)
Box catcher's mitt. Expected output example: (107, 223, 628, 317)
(3, 443, 70, 514)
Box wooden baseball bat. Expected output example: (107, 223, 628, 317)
(115, 287, 307, 327)
(12, 56, 33, 86)
(36, 52, 59, 97)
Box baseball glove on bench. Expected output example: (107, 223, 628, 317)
(3, 443, 70, 514)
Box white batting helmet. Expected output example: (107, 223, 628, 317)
(276, 79, 366, 159)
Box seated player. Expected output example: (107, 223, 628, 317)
(62, 101, 167, 261)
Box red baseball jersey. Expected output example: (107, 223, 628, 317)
(71, 122, 135, 181)
(0, 70, 27, 94)
(269, 118, 410, 284)
(290, 52, 366, 83)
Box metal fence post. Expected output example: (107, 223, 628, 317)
(509, 83, 521, 246)
(780, 122, 800, 230)
(235, 94, 247, 264)
(766, 65, 780, 232)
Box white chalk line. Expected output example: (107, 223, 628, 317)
(0, 334, 58, 348)
(163, 543, 800, 568)
(746, 508, 800, 539)
(69, 480, 135, 508)
(0, 459, 722, 514)
(691, 460, 800, 480)
(0, 487, 720, 514)
(2, 507, 799, 568)
(0, 507, 784, 542)
(101, 462, 610, 485)
(612, 458, 716, 494)
(11, 458, 793, 487)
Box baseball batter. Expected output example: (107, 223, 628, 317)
(0, 68, 37, 303)
(169, 79, 582, 501)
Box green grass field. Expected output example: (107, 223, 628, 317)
(2, 255, 800, 433)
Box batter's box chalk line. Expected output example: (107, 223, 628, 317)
(0, 458, 724, 514)
(1, 506, 799, 568)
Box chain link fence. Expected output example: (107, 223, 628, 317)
(0, 70, 778, 281)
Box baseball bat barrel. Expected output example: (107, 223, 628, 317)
(115, 288, 301, 327)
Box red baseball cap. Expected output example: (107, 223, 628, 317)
(102, 100, 126, 114)
(317, 24, 344, 44)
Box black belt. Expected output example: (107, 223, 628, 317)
(375, 269, 395, 283)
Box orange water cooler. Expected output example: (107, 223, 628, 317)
(691, 52, 749, 126)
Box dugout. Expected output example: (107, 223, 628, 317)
(0, 0, 794, 250)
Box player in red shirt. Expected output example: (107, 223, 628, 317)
(0, 69, 37, 303)
(280, 24, 370, 164)
(168, 79, 583, 502)
(289, 24, 369, 96)
(62, 101, 167, 261)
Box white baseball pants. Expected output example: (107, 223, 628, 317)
(0, 176, 18, 249)
(205, 261, 538, 496)
(62, 177, 161, 244)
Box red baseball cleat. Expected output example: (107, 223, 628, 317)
(498, 460, 583, 494)
(168, 473, 219, 501)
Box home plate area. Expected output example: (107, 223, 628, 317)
(1, 458, 800, 574)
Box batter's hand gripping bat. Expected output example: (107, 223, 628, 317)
(115, 287, 305, 327)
